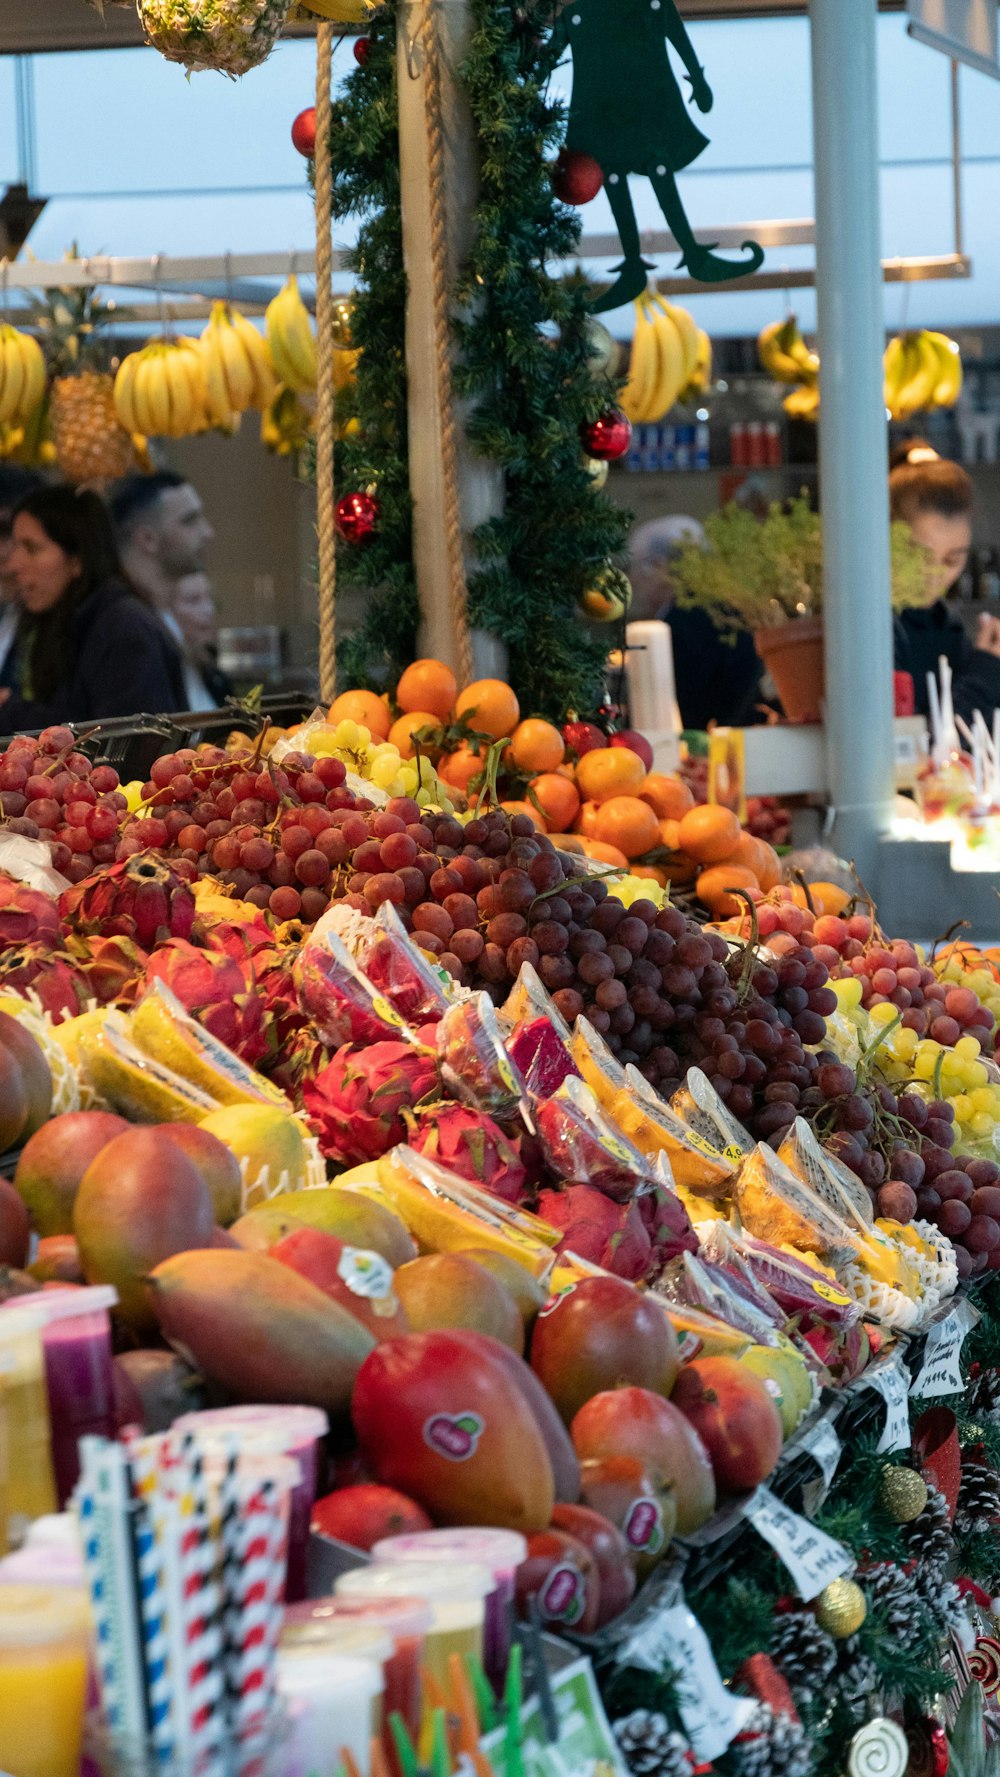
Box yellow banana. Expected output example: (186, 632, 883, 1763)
(647, 300, 687, 421)
(113, 350, 141, 434)
(927, 330, 962, 408)
(883, 334, 907, 417)
(217, 313, 255, 413)
(620, 297, 659, 426)
(14, 331, 46, 419)
(231, 309, 276, 410)
(657, 297, 698, 385)
(894, 331, 938, 420)
(175, 338, 209, 431)
(783, 383, 820, 421)
(0, 328, 27, 426)
(758, 319, 804, 384)
(161, 347, 194, 437)
(199, 323, 234, 428)
(266, 276, 317, 393)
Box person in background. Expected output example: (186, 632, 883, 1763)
(628, 514, 767, 731)
(890, 442, 1000, 725)
(109, 470, 215, 612)
(167, 570, 233, 710)
(0, 467, 43, 677)
(0, 485, 186, 733)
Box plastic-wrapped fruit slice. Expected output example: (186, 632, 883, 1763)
(435, 992, 529, 1123)
(502, 962, 574, 1045)
(360, 902, 454, 1026)
(670, 1067, 754, 1164)
(777, 1118, 872, 1230)
(617, 1066, 736, 1198)
(293, 929, 419, 1049)
(534, 1075, 653, 1204)
(375, 1145, 557, 1278)
(129, 982, 291, 1111)
(79, 1010, 221, 1124)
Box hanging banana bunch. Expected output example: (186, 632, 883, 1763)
(261, 384, 314, 459)
(0, 324, 47, 428)
(199, 300, 276, 429)
(757, 316, 820, 423)
(620, 291, 707, 426)
(114, 338, 209, 440)
(884, 330, 962, 422)
(266, 276, 317, 394)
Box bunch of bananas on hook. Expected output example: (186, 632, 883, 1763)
(884, 330, 962, 421)
(758, 316, 820, 422)
(114, 337, 209, 440)
(620, 290, 712, 425)
(0, 324, 47, 428)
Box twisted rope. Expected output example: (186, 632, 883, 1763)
(422, 2, 474, 686)
(314, 19, 338, 705)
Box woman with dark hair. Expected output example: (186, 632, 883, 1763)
(0, 485, 185, 734)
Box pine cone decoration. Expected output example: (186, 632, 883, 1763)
(835, 1636, 878, 1721)
(955, 1462, 1000, 1535)
(612, 1712, 693, 1777)
(861, 1562, 923, 1651)
(902, 1484, 953, 1574)
(731, 1705, 811, 1777)
(967, 1368, 1000, 1423)
(769, 1611, 838, 1705)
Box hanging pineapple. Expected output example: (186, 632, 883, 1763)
(35, 259, 141, 486)
(137, 0, 297, 75)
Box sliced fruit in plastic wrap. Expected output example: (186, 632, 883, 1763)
(569, 1016, 626, 1111)
(724, 1226, 861, 1327)
(376, 1143, 557, 1277)
(669, 1067, 754, 1163)
(534, 1074, 655, 1203)
(507, 1014, 579, 1098)
(501, 961, 573, 1044)
(292, 929, 419, 1048)
(695, 1221, 790, 1327)
(129, 981, 291, 1111)
(653, 1248, 784, 1345)
(614, 1065, 736, 1197)
(734, 1141, 865, 1262)
(0, 831, 70, 897)
(777, 1118, 873, 1230)
(78, 1010, 222, 1124)
(360, 902, 453, 1025)
(435, 991, 530, 1123)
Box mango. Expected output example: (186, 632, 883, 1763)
(147, 1248, 375, 1415)
(529, 1275, 679, 1424)
(270, 1226, 410, 1341)
(450, 1329, 580, 1505)
(160, 1124, 243, 1227)
(0, 1011, 51, 1138)
(15, 1111, 130, 1237)
(457, 1248, 547, 1328)
(245, 1188, 416, 1268)
(199, 1106, 310, 1204)
(571, 1387, 716, 1535)
(393, 1254, 524, 1354)
(352, 1330, 555, 1532)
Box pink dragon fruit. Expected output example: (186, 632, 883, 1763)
(60, 851, 195, 951)
(0, 945, 91, 1022)
(76, 935, 149, 1006)
(408, 1103, 527, 1205)
(304, 1040, 438, 1165)
(636, 1184, 699, 1269)
(0, 881, 62, 951)
(200, 914, 275, 963)
(506, 1017, 579, 1098)
(536, 1185, 653, 1283)
(141, 939, 266, 1062)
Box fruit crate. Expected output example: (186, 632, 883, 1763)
(0, 696, 312, 785)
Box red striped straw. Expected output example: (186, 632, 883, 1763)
(233, 1478, 274, 1744)
(178, 1434, 226, 1774)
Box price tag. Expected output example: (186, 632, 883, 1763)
(745, 1486, 854, 1600)
(797, 1415, 843, 1514)
(910, 1298, 980, 1399)
(654, 1603, 757, 1761)
(865, 1357, 912, 1453)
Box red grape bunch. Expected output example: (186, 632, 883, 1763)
(0, 725, 127, 883)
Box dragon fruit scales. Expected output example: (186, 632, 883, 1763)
(141, 939, 265, 1060)
(60, 852, 195, 951)
(408, 1103, 527, 1206)
(304, 1041, 438, 1166)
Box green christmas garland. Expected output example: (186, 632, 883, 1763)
(327, 0, 630, 719)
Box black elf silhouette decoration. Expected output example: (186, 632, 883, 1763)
(550, 0, 765, 311)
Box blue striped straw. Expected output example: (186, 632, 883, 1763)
(132, 1493, 174, 1765)
(77, 1437, 148, 1746)
(76, 1472, 121, 1737)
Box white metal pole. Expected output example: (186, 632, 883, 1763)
(810, 0, 895, 885)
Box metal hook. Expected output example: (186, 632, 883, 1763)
(153, 252, 168, 339)
(224, 250, 233, 305)
(0, 259, 8, 325)
(289, 247, 299, 280)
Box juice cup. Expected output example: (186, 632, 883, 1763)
(0, 1584, 91, 1777)
(278, 1645, 387, 1777)
(5, 1287, 117, 1506)
(173, 1402, 328, 1601)
(284, 1594, 431, 1739)
(372, 1527, 527, 1689)
(0, 1303, 58, 1550)
(335, 1561, 493, 1689)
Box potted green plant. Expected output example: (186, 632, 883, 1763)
(672, 494, 931, 723)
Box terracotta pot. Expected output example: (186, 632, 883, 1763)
(753, 616, 824, 724)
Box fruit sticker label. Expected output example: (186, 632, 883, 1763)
(538, 1282, 577, 1320)
(910, 1297, 980, 1399)
(422, 1411, 485, 1462)
(538, 1561, 587, 1626)
(745, 1486, 853, 1600)
(337, 1245, 395, 1301)
(623, 1497, 665, 1555)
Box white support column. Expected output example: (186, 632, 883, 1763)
(810, 0, 895, 885)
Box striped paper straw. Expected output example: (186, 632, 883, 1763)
(233, 1479, 274, 1741)
(122, 1433, 174, 1765)
(178, 1436, 226, 1773)
(78, 1438, 149, 1746)
(217, 1436, 241, 1725)
(76, 1463, 121, 1739)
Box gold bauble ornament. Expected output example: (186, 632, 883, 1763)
(815, 1577, 867, 1639)
(578, 565, 632, 623)
(879, 1464, 928, 1524)
(331, 297, 355, 351)
(582, 454, 609, 490)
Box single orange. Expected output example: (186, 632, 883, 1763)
(575, 747, 646, 804)
(659, 818, 681, 850)
(729, 831, 771, 882)
(579, 838, 629, 869)
(438, 743, 485, 791)
(677, 803, 741, 864)
(329, 688, 392, 740)
(508, 719, 565, 775)
(594, 795, 661, 860)
(755, 843, 782, 893)
(808, 879, 851, 916)
(455, 678, 520, 740)
(500, 799, 547, 833)
(640, 773, 695, 821)
(396, 658, 458, 721)
(388, 710, 442, 759)
(629, 863, 670, 889)
(574, 799, 604, 838)
(696, 863, 760, 917)
(530, 772, 580, 833)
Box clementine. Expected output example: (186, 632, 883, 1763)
(594, 795, 661, 859)
(396, 658, 458, 721)
(388, 711, 442, 759)
(575, 746, 646, 804)
(579, 838, 629, 868)
(696, 863, 760, 917)
(729, 831, 771, 882)
(329, 689, 392, 740)
(677, 804, 741, 864)
(508, 719, 565, 775)
(640, 773, 695, 821)
(455, 678, 520, 740)
(438, 743, 485, 791)
(574, 800, 604, 838)
(530, 773, 580, 833)
(808, 880, 851, 916)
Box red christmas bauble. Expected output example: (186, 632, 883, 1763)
(580, 408, 632, 462)
(291, 106, 317, 157)
(336, 491, 380, 544)
(551, 148, 604, 206)
(353, 36, 371, 65)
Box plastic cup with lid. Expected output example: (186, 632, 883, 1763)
(371, 1528, 527, 1687)
(284, 1593, 431, 1735)
(278, 1638, 387, 1777)
(4, 1286, 118, 1506)
(0, 1301, 58, 1548)
(0, 1584, 91, 1777)
(335, 1560, 493, 1688)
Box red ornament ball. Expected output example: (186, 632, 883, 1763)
(551, 148, 604, 206)
(353, 35, 371, 65)
(580, 407, 632, 462)
(291, 106, 317, 157)
(336, 491, 380, 545)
